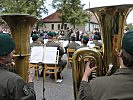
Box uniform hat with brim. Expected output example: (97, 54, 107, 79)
(53, 32, 58, 36)
(93, 35, 99, 40)
(32, 34, 39, 40)
(39, 32, 44, 36)
(122, 31, 133, 55)
(83, 36, 89, 41)
(47, 32, 54, 37)
(0, 33, 16, 55)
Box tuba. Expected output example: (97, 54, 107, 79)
(72, 4, 133, 100)
(1, 14, 38, 81)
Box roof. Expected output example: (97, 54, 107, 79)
(43, 11, 98, 24)
(43, 11, 62, 23)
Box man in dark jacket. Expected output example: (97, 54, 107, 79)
(0, 33, 36, 100)
(65, 36, 80, 57)
(45, 32, 67, 79)
(30, 34, 41, 48)
(78, 31, 133, 100)
(76, 36, 89, 50)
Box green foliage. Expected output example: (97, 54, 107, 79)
(52, 0, 89, 28)
(0, 0, 48, 18)
(126, 23, 133, 31)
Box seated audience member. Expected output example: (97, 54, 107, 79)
(0, 33, 36, 99)
(30, 34, 41, 48)
(76, 36, 89, 50)
(38, 33, 44, 44)
(65, 36, 80, 57)
(78, 31, 133, 100)
(90, 35, 102, 49)
(45, 32, 67, 79)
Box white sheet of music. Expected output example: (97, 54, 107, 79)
(30, 46, 44, 63)
(30, 46, 58, 64)
(43, 47, 58, 64)
(88, 44, 95, 48)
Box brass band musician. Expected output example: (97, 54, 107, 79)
(78, 31, 133, 100)
(30, 34, 42, 48)
(0, 33, 36, 100)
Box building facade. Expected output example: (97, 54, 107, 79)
(43, 11, 99, 32)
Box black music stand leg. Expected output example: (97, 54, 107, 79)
(41, 63, 46, 100)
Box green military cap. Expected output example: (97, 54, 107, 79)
(32, 34, 39, 40)
(122, 31, 133, 55)
(0, 33, 15, 55)
(83, 36, 89, 41)
(39, 32, 44, 36)
(47, 32, 54, 37)
(93, 35, 99, 40)
(53, 32, 57, 36)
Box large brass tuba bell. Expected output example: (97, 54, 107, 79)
(1, 14, 38, 81)
(72, 4, 133, 100)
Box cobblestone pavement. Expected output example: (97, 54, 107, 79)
(33, 67, 75, 100)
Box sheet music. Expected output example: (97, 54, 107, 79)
(43, 47, 58, 64)
(30, 46, 58, 64)
(30, 46, 44, 63)
(88, 44, 95, 48)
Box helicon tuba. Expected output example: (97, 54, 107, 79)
(72, 4, 133, 100)
(1, 14, 38, 81)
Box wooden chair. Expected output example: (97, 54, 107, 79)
(43, 50, 62, 82)
(43, 64, 62, 82)
(66, 48, 76, 69)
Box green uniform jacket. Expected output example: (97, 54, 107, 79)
(38, 37, 44, 44)
(76, 44, 88, 50)
(65, 41, 80, 57)
(0, 64, 36, 100)
(30, 42, 40, 48)
(78, 68, 133, 100)
(90, 41, 102, 48)
(66, 41, 80, 50)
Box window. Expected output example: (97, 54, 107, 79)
(58, 24, 60, 30)
(51, 24, 54, 30)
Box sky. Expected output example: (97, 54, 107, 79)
(43, 0, 133, 24)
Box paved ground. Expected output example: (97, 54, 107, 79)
(33, 67, 75, 100)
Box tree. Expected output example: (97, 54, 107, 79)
(52, 0, 70, 29)
(52, 0, 89, 29)
(68, 0, 88, 28)
(0, 0, 48, 30)
(126, 23, 133, 31)
(0, 0, 47, 18)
